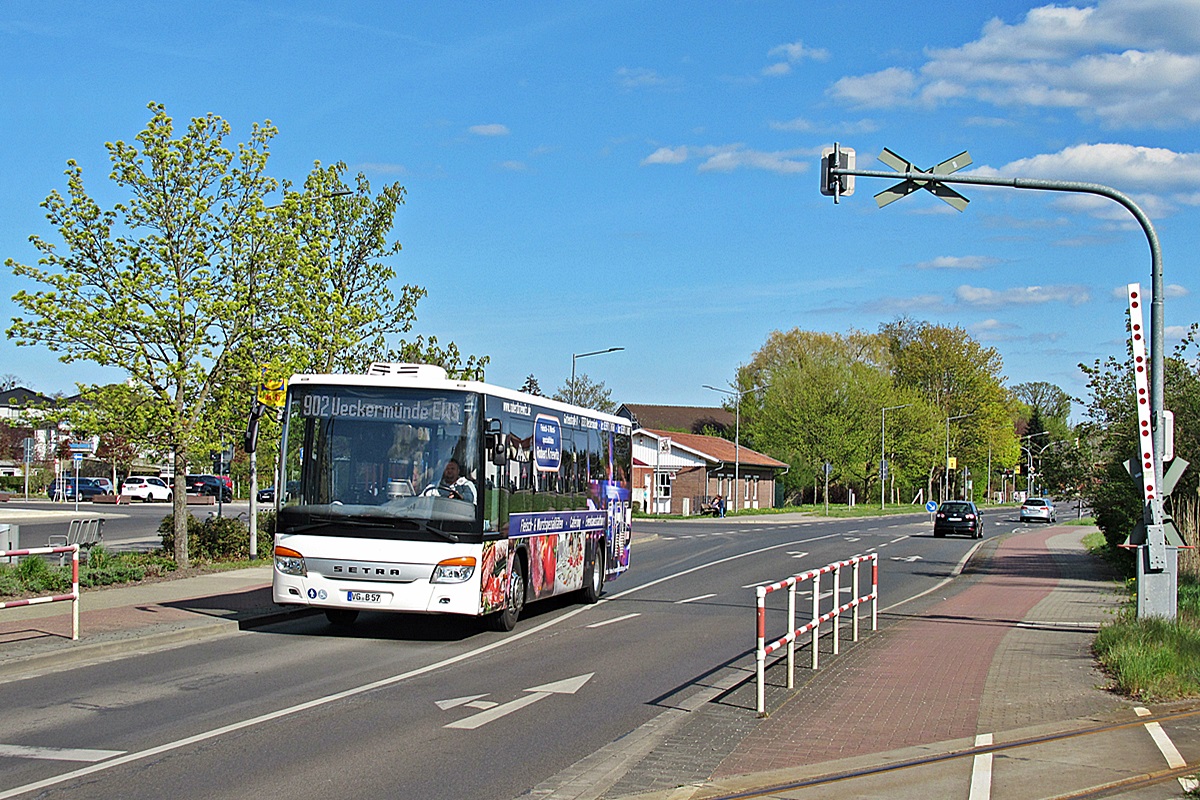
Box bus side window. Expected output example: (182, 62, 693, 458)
(483, 420, 506, 534)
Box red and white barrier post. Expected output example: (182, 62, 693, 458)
(0, 544, 81, 640)
(754, 552, 879, 715)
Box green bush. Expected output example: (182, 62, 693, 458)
(14, 555, 70, 594)
(158, 511, 275, 561)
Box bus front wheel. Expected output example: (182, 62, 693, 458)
(491, 557, 526, 632)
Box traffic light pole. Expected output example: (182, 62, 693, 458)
(827, 149, 1173, 617)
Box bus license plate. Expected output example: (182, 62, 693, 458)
(346, 591, 385, 604)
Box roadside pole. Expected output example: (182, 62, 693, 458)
(822, 144, 1176, 618)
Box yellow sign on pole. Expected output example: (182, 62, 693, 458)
(258, 378, 287, 408)
(947, 456, 957, 470)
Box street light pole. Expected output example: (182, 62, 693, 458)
(881, 404, 910, 510)
(570, 347, 624, 405)
(1019, 431, 1050, 498)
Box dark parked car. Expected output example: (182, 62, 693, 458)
(256, 481, 299, 504)
(934, 500, 982, 538)
(186, 474, 233, 502)
(47, 476, 112, 501)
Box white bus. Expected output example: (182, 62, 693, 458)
(271, 363, 632, 631)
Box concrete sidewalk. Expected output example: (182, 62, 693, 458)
(532, 525, 1138, 800)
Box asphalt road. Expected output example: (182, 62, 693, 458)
(0, 507, 1020, 800)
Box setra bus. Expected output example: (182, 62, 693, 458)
(271, 362, 632, 631)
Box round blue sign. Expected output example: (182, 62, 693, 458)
(925, 500, 938, 512)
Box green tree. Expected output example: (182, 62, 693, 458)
(738, 328, 941, 506)
(554, 373, 615, 413)
(7, 103, 279, 567)
(521, 374, 543, 396)
(880, 318, 1018, 501)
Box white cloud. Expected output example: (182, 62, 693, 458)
(981, 142, 1200, 190)
(469, 123, 509, 136)
(1110, 283, 1189, 299)
(768, 40, 829, 63)
(972, 318, 1017, 332)
(763, 40, 829, 77)
(498, 160, 526, 172)
(1166, 325, 1193, 339)
(767, 117, 879, 134)
(829, 67, 918, 107)
(915, 255, 1001, 270)
(641, 146, 689, 166)
(957, 284, 1091, 306)
(641, 144, 808, 174)
(829, 0, 1200, 128)
(616, 67, 673, 89)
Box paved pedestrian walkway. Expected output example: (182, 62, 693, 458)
(532, 525, 1136, 800)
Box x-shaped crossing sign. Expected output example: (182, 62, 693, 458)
(874, 149, 972, 211)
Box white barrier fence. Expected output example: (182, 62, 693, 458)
(755, 552, 878, 715)
(0, 544, 81, 640)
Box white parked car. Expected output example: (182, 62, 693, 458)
(121, 475, 172, 502)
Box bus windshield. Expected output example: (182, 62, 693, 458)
(280, 385, 481, 538)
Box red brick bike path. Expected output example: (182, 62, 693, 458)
(715, 526, 1072, 776)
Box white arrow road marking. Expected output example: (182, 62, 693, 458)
(586, 612, 640, 628)
(891, 555, 923, 562)
(676, 594, 716, 604)
(435, 694, 495, 711)
(445, 673, 593, 730)
(787, 551, 808, 559)
(0, 744, 125, 763)
(844, 537, 860, 542)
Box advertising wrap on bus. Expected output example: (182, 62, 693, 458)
(271, 364, 632, 632)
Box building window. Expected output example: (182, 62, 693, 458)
(655, 471, 672, 498)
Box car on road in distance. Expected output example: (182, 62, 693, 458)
(121, 475, 172, 502)
(934, 500, 982, 538)
(1020, 497, 1057, 523)
(47, 476, 112, 501)
(186, 474, 233, 502)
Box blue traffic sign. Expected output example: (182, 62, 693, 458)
(925, 500, 938, 513)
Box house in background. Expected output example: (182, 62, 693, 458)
(632, 428, 788, 515)
(0, 387, 72, 478)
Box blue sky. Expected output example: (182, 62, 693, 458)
(3, 1, 1199, 421)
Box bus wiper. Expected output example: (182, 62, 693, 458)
(417, 521, 459, 543)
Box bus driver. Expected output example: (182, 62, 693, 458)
(421, 458, 477, 504)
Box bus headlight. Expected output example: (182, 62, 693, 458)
(275, 545, 307, 577)
(431, 556, 476, 583)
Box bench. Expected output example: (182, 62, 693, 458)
(186, 494, 216, 505)
(48, 518, 104, 563)
(92, 494, 130, 505)
(697, 500, 722, 517)
(0, 492, 10, 503)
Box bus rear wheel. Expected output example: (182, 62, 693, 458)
(581, 543, 604, 604)
(325, 609, 359, 627)
(491, 557, 525, 632)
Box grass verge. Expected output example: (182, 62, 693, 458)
(1090, 536, 1200, 700)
